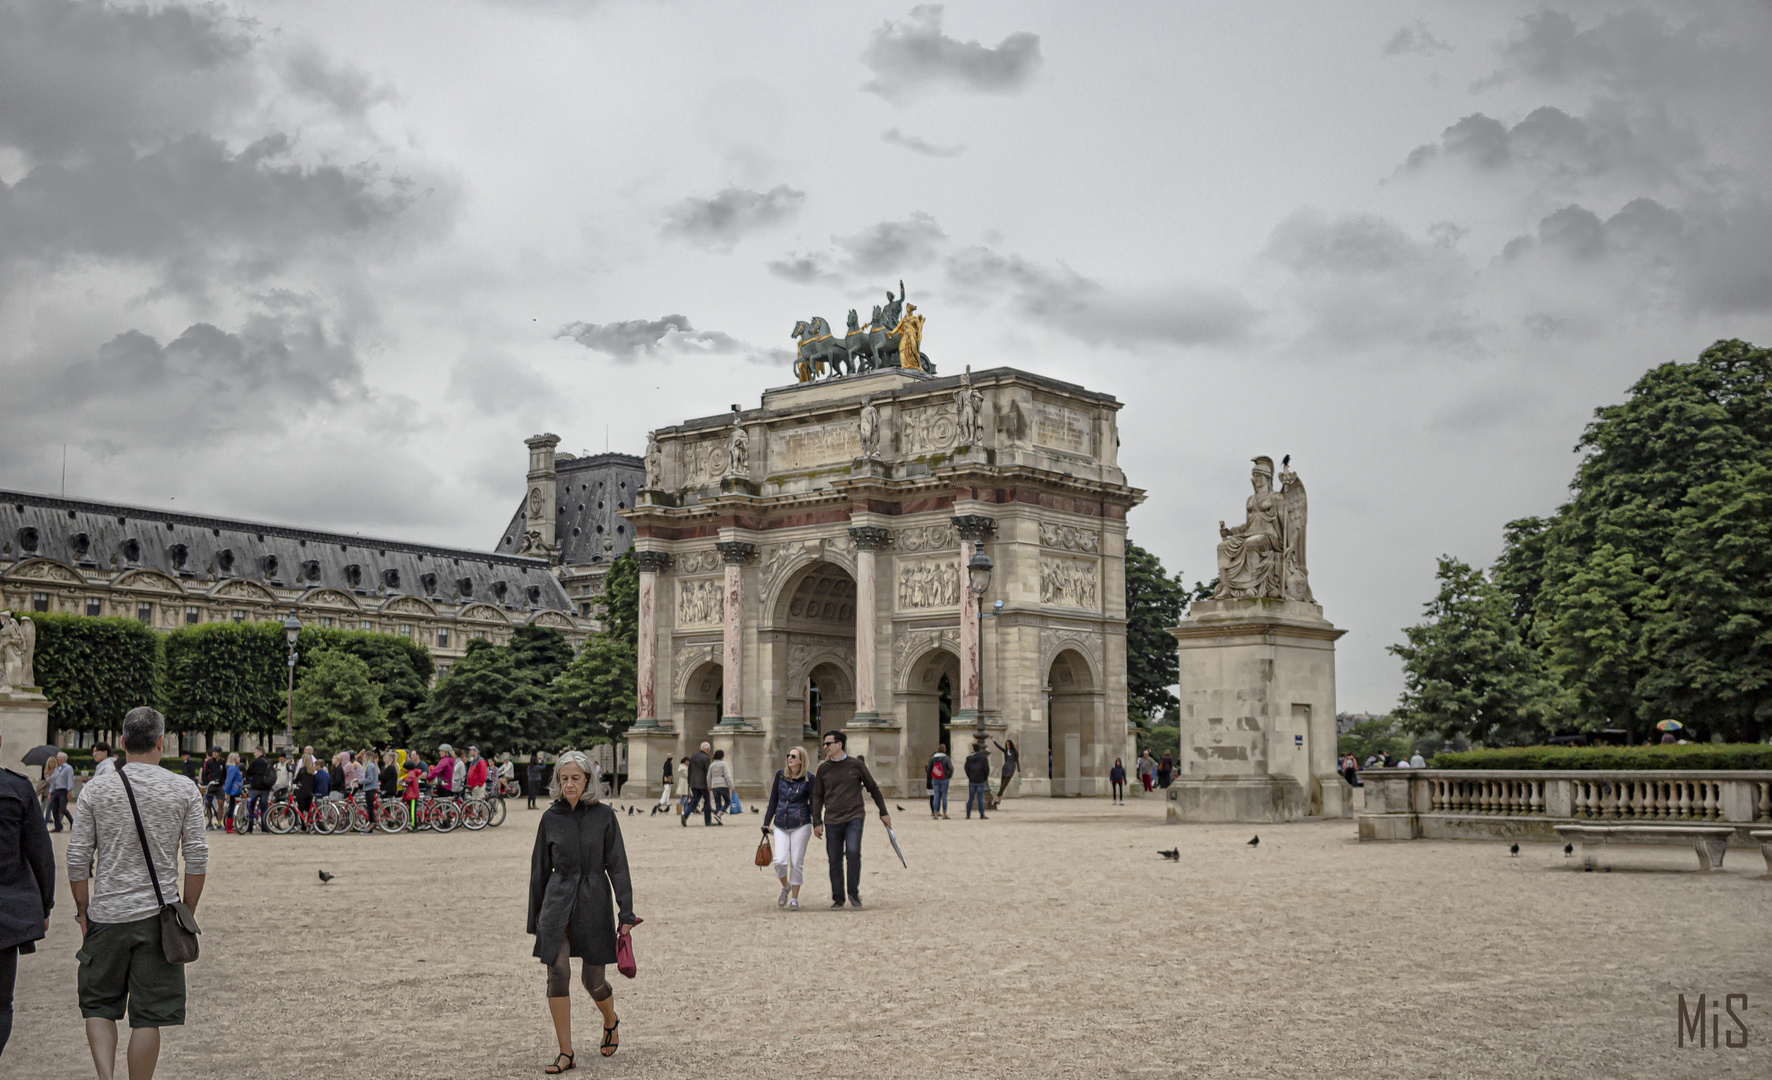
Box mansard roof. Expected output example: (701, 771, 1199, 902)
(493, 451, 645, 569)
(0, 489, 573, 615)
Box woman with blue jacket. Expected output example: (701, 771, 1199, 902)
(223, 752, 245, 832)
(762, 746, 814, 910)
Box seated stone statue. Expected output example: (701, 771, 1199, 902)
(1214, 456, 1312, 602)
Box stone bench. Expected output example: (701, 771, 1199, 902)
(1753, 830, 1772, 874)
(1553, 823, 1736, 871)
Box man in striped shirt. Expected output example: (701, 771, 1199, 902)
(66, 707, 207, 1079)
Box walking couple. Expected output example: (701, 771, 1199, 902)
(761, 731, 891, 911)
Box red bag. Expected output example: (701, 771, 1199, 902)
(931, 761, 945, 780)
(616, 916, 643, 979)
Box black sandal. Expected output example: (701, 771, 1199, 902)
(545, 1051, 575, 1073)
(600, 1020, 620, 1057)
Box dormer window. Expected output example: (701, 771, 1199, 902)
(217, 549, 235, 573)
(421, 572, 438, 595)
(343, 564, 362, 589)
(381, 568, 401, 590)
(168, 544, 188, 570)
(122, 538, 141, 564)
(525, 584, 542, 604)
(456, 577, 473, 597)
(260, 554, 279, 578)
(491, 580, 508, 601)
(16, 527, 38, 553)
(301, 560, 321, 582)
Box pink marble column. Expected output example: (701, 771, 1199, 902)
(632, 551, 670, 728)
(848, 526, 892, 720)
(715, 540, 755, 724)
(951, 515, 994, 719)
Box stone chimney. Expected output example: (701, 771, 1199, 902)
(522, 433, 561, 560)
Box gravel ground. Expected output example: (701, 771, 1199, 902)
(11, 796, 1770, 1079)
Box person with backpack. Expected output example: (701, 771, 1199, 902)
(926, 745, 952, 820)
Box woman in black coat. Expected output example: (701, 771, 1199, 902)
(529, 750, 636, 1071)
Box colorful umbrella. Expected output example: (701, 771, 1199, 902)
(1656, 720, 1683, 731)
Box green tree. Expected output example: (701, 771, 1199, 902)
(163, 621, 286, 741)
(552, 550, 638, 744)
(416, 638, 559, 754)
(29, 614, 162, 739)
(308, 630, 433, 745)
(1124, 540, 1189, 721)
(291, 648, 390, 750)
(1389, 557, 1550, 745)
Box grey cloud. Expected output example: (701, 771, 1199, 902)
(556, 315, 746, 362)
(0, 0, 255, 159)
(1402, 104, 1700, 183)
(1383, 21, 1451, 57)
(881, 128, 965, 157)
(862, 5, 1041, 102)
(660, 184, 805, 252)
(769, 211, 947, 285)
(281, 43, 393, 115)
(448, 351, 554, 415)
(945, 245, 1257, 348)
(1495, 8, 1711, 93)
(0, 132, 418, 296)
(1264, 209, 1486, 353)
(1503, 196, 1772, 314)
(0, 307, 367, 465)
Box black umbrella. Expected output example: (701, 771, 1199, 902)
(21, 745, 60, 767)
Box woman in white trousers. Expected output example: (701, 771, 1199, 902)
(762, 747, 815, 910)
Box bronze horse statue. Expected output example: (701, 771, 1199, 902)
(792, 317, 851, 381)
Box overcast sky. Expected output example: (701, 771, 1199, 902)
(3, 0, 1769, 711)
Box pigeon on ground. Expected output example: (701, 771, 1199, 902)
(1158, 848, 1180, 861)
(318, 870, 334, 884)
(1564, 843, 1574, 857)
(1246, 835, 1260, 848)
(750, 806, 759, 813)
(896, 804, 905, 811)
(1509, 843, 1520, 857)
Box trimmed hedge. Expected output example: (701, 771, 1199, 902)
(31, 614, 162, 734)
(1428, 744, 1772, 770)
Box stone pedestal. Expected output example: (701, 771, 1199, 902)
(840, 719, 903, 796)
(1166, 598, 1345, 824)
(624, 727, 677, 799)
(0, 689, 50, 777)
(710, 723, 769, 798)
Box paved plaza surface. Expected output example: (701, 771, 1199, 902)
(11, 796, 1770, 1079)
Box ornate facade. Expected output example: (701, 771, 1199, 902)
(622, 365, 1143, 799)
(0, 491, 585, 680)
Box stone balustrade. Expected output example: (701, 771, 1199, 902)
(1358, 768, 1772, 844)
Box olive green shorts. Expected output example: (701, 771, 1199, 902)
(77, 915, 186, 1028)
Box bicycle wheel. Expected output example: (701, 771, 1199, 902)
(485, 796, 507, 828)
(460, 798, 490, 831)
(264, 803, 296, 835)
(376, 800, 408, 834)
(430, 800, 461, 833)
(312, 801, 339, 835)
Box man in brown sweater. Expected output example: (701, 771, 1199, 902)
(810, 730, 891, 909)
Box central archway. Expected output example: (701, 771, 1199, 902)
(768, 559, 858, 763)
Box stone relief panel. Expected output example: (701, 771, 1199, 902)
(760, 540, 821, 600)
(896, 558, 959, 610)
(894, 523, 956, 553)
(899, 403, 958, 456)
(681, 440, 729, 486)
(767, 422, 860, 471)
(305, 589, 359, 608)
(1039, 557, 1099, 609)
(676, 578, 725, 626)
(893, 627, 960, 692)
(1032, 401, 1091, 455)
(8, 560, 85, 585)
(1038, 523, 1101, 554)
(675, 549, 721, 575)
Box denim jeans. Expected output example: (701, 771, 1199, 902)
(930, 778, 950, 814)
(246, 789, 270, 833)
(683, 788, 713, 824)
(824, 817, 865, 902)
(966, 782, 989, 817)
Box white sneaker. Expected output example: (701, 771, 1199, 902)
(787, 897, 799, 911)
(778, 887, 790, 908)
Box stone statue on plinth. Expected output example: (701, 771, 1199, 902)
(726, 408, 749, 478)
(955, 365, 983, 446)
(0, 612, 35, 691)
(857, 397, 881, 460)
(1213, 455, 1312, 603)
(644, 432, 662, 489)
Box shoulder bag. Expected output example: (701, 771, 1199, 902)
(754, 826, 773, 867)
(115, 765, 201, 964)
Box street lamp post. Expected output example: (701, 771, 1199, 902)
(282, 615, 301, 760)
(966, 550, 993, 753)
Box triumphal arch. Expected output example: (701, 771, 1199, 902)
(622, 358, 1143, 799)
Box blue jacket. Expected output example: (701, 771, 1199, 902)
(763, 770, 813, 831)
(224, 764, 244, 796)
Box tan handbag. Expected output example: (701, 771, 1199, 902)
(754, 828, 773, 867)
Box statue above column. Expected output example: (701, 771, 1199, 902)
(0, 611, 36, 691)
(1213, 455, 1312, 603)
